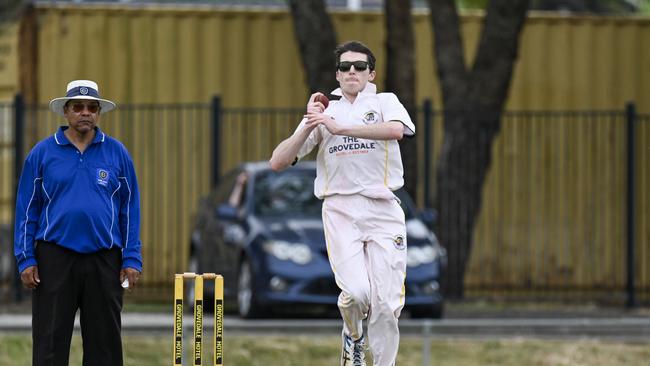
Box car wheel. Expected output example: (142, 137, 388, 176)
(237, 257, 267, 318)
(410, 302, 444, 319)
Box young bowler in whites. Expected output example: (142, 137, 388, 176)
(14, 80, 142, 366)
(270, 41, 415, 366)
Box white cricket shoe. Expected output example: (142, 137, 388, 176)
(341, 331, 366, 366)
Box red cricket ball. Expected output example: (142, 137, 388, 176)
(315, 94, 329, 109)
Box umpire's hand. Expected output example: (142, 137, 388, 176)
(120, 267, 141, 290)
(21, 266, 40, 289)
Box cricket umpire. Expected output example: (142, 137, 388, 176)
(14, 80, 142, 366)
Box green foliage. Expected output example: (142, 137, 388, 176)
(640, 0, 650, 13)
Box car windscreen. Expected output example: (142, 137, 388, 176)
(253, 169, 322, 217)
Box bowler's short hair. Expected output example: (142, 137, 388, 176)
(335, 41, 376, 71)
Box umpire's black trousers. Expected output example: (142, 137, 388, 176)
(32, 241, 124, 366)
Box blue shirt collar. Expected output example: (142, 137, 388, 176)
(54, 126, 106, 146)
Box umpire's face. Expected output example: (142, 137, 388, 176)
(63, 99, 101, 135)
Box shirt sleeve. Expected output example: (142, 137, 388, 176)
(293, 118, 323, 161)
(119, 148, 143, 272)
(14, 151, 43, 273)
(378, 93, 415, 136)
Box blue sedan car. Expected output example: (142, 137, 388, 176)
(189, 161, 446, 318)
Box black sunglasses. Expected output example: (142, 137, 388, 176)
(337, 61, 370, 72)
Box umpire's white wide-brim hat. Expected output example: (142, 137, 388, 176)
(49, 80, 116, 116)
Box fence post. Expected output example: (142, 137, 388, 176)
(423, 99, 433, 207)
(625, 102, 636, 308)
(13, 94, 25, 302)
(211, 96, 221, 188)
(422, 320, 432, 366)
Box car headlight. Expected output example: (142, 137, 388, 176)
(263, 240, 313, 265)
(407, 245, 440, 268)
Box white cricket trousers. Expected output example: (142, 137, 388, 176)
(322, 194, 407, 366)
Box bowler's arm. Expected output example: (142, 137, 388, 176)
(303, 112, 405, 141)
(333, 120, 404, 140)
(269, 122, 314, 171)
(270, 92, 326, 171)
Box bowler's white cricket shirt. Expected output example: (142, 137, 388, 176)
(295, 83, 415, 199)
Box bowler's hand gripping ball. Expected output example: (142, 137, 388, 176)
(315, 94, 329, 109)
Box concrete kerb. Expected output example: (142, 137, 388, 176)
(2, 313, 650, 341)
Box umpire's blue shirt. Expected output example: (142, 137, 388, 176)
(14, 126, 143, 274)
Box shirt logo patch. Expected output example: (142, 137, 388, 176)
(393, 235, 406, 250)
(363, 111, 379, 123)
(97, 169, 109, 186)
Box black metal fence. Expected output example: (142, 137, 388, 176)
(425, 108, 650, 305)
(0, 100, 18, 302)
(0, 96, 648, 305)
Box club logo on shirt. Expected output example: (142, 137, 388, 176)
(393, 235, 406, 250)
(363, 110, 379, 123)
(97, 169, 109, 186)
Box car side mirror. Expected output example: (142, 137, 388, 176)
(216, 204, 238, 220)
(420, 208, 437, 227)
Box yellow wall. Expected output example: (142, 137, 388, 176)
(508, 15, 650, 112)
(31, 5, 650, 112)
(36, 6, 307, 107)
(0, 23, 18, 101)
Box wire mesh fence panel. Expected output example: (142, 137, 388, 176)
(445, 111, 629, 301)
(1, 102, 649, 304)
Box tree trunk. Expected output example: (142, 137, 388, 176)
(18, 3, 37, 105)
(427, 0, 529, 298)
(384, 0, 418, 200)
(287, 0, 339, 95)
(18, 3, 38, 147)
